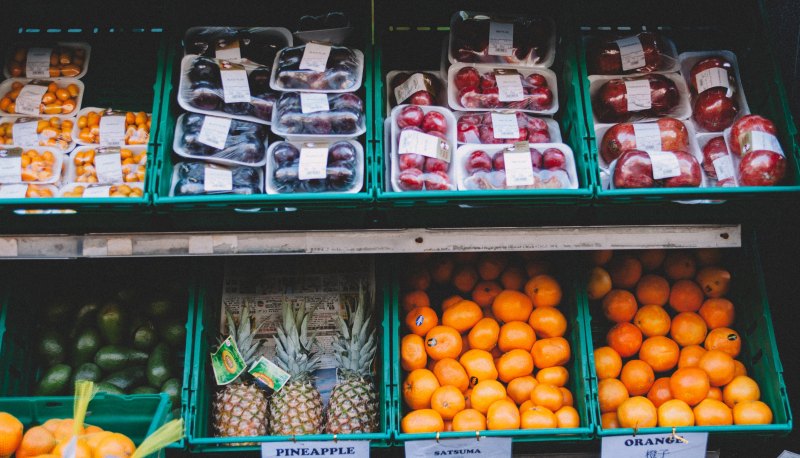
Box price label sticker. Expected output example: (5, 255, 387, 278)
(15, 84, 47, 116)
(394, 73, 428, 104)
(300, 93, 330, 114)
(198, 115, 232, 149)
(0, 184, 28, 198)
(496, 72, 524, 102)
(712, 155, 736, 181)
(742, 131, 784, 156)
(220, 62, 251, 103)
(298, 146, 329, 180)
(398, 129, 450, 162)
(601, 432, 708, 458)
(405, 437, 511, 458)
(25, 48, 52, 78)
(0, 156, 22, 182)
(695, 67, 731, 95)
(505, 150, 535, 186)
(12, 121, 39, 147)
(263, 441, 369, 458)
(211, 336, 247, 385)
(248, 356, 291, 392)
(632, 123, 662, 151)
(215, 39, 242, 61)
(625, 79, 652, 112)
(647, 150, 681, 179)
(204, 165, 233, 192)
(299, 42, 332, 72)
(491, 112, 520, 139)
(99, 115, 126, 146)
(95, 152, 123, 183)
(615, 35, 646, 71)
(83, 185, 111, 197)
(489, 21, 514, 56)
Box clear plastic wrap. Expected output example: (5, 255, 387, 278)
(177, 55, 278, 124)
(66, 145, 147, 184)
(447, 63, 558, 114)
(74, 108, 151, 146)
(270, 45, 364, 93)
(698, 133, 738, 187)
(390, 105, 457, 192)
(455, 111, 561, 144)
(596, 117, 690, 164)
(448, 11, 556, 67)
(0, 183, 57, 198)
(0, 78, 83, 118)
(5, 42, 91, 79)
(385, 71, 446, 113)
(170, 161, 263, 196)
(724, 114, 787, 186)
(0, 147, 62, 184)
(270, 92, 365, 139)
(608, 149, 706, 189)
(0, 116, 75, 151)
(679, 51, 750, 133)
(183, 27, 292, 67)
(294, 12, 353, 45)
(59, 182, 144, 198)
(173, 113, 269, 166)
(266, 140, 363, 194)
(589, 73, 690, 124)
(585, 32, 678, 75)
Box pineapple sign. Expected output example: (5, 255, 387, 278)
(261, 440, 370, 457)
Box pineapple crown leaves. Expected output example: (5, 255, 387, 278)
(219, 304, 267, 366)
(332, 286, 377, 377)
(274, 300, 322, 379)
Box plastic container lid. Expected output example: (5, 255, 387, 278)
(447, 63, 559, 115)
(270, 92, 366, 140)
(265, 140, 364, 194)
(73, 107, 152, 146)
(0, 116, 76, 152)
(0, 78, 84, 119)
(454, 111, 561, 144)
(169, 161, 265, 196)
(64, 145, 147, 185)
(173, 113, 269, 167)
(4, 42, 91, 79)
(269, 45, 364, 93)
(0, 146, 63, 184)
(588, 73, 691, 125)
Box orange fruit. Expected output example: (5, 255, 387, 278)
(635, 274, 670, 306)
(443, 420, 453, 432)
(521, 406, 558, 429)
(678, 345, 707, 369)
(84, 426, 103, 435)
(405, 270, 432, 291)
(477, 254, 509, 281)
(733, 400, 773, 425)
(704, 327, 741, 357)
(401, 334, 428, 371)
(698, 350, 735, 387)
(698, 298, 735, 329)
(693, 399, 733, 426)
(498, 321, 536, 352)
(454, 253, 479, 263)
(733, 360, 747, 377)
(430, 256, 455, 284)
(560, 387, 574, 407)
(695, 267, 731, 298)
(452, 409, 486, 431)
(433, 358, 469, 392)
(442, 295, 464, 311)
(668, 280, 705, 313)
(525, 259, 552, 278)
(536, 366, 569, 387)
(530, 383, 563, 412)
(472, 281, 503, 307)
(52, 439, 91, 458)
(647, 377, 673, 408)
(620, 360, 655, 396)
(608, 255, 643, 289)
(53, 419, 83, 442)
(633, 304, 671, 337)
(639, 336, 680, 372)
(594, 346, 623, 380)
(431, 386, 467, 420)
(601, 412, 620, 429)
(41, 419, 60, 433)
(0, 412, 23, 457)
(707, 386, 723, 401)
(507, 376, 538, 405)
(531, 337, 571, 369)
(406, 306, 438, 336)
(601, 290, 638, 323)
(527, 307, 567, 338)
(638, 249, 666, 271)
(467, 317, 500, 351)
(524, 275, 563, 308)
(460, 349, 498, 386)
(670, 312, 708, 347)
(670, 367, 710, 406)
(425, 326, 463, 360)
(606, 322, 643, 358)
(723, 376, 760, 408)
(500, 266, 527, 291)
(402, 290, 431, 312)
(442, 300, 483, 333)
(519, 400, 536, 413)
(497, 349, 534, 383)
(617, 396, 658, 428)
(85, 431, 113, 450)
(403, 369, 441, 410)
(696, 248, 723, 266)
(401, 409, 444, 433)
(657, 399, 695, 427)
(470, 380, 507, 414)
(492, 290, 534, 323)
(587, 267, 612, 301)
(486, 399, 520, 430)
(591, 250, 613, 265)
(452, 265, 479, 294)
(93, 433, 135, 458)
(555, 406, 580, 428)
(663, 251, 697, 280)
(598, 378, 629, 413)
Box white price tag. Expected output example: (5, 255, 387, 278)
(398, 130, 449, 162)
(496, 73, 524, 102)
(0, 184, 28, 198)
(300, 93, 331, 114)
(299, 43, 332, 72)
(262, 441, 369, 458)
(215, 40, 242, 61)
(198, 116, 232, 149)
(405, 437, 512, 458)
(394, 73, 428, 104)
(625, 79, 652, 112)
(742, 131, 784, 156)
(695, 67, 731, 95)
(712, 155, 736, 181)
(489, 21, 514, 56)
(633, 123, 662, 151)
(99, 115, 127, 146)
(95, 152, 123, 183)
(505, 150, 535, 186)
(15, 84, 47, 116)
(615, 36, 646, 71)
(0, 156, 22, 182)
(25, 48, 52, 78)
(298, 146, 329, 180)
(12, 121, 39, 147)
(491, 112, 520, 139)
(647, 150, 681, 179)
(204, 165, 233, 192)
(220, 65, 251, 103)
(82, 185, 111, 197)
(601, 432, 708, 458)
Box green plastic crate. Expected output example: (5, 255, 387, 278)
(574, 0, 800, 203)
(0, 27, 168, 233)
(582, 239, 792, 436)
(187, 258, 393, 452)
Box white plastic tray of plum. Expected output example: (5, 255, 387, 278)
(266, 140, 363, 194)
(270, 92, 365, 140)
(173, 113, 269, 167)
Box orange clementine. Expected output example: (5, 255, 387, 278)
(460, 349, 498, 386)
(698, 298, 735, 329)
(404, 369, 441, 410)
(467, 317, 500, 351)
(442, 295, 464, 311)
(722, 376, 760, 408)
(41, 419, 60, 433)
(402, 334, 428, 371)
(519, 400, 536, 413)
(668, 280, 705, 313)
(525, 259, 552, 278)
(431, 386, 467, 420)
(500, 266, 527, 291)
(52, 419, 83, 442)
(430, 256, 455, 284)
(85, 431, 113, 450)
(401, 409, 444, 433)
(657, 399, 695, 427)
(471, 281, 503, 307)
(560, 387, 574, 407)
(470, 380, 507, 414)
(602, 289, 638, 323)
(698, 350, 735, 387)
(452, 265, 479, 294)
(601, 412, 620, 429)
(591, 250, 613, 265)
(402, 290, 431, 312)
(555, 406, 580, 428)
(486, 399, 520, 430)
(531, 337, 571, 369)
(497, 349, 534, 383)
(454, 253, 479, 263)
(677, 345, 707, 369)
(492, 290, 534, 323)
(405, 269, 432, 291)
(442, 300, 483, 333)
(617, 396, 657, 428)
(647, 377, 673, 408)
(52, 439, 91, 458)
(425, 326, 463, 360)
(733, 360, 747, 377)
(521, 406, 558, 429)
(527, 307, 567, 338)
(587, 267, 613, 301)
(695, 248, 723, 266)
(530, 383, 563, 412)
(633, 304, 671, 337)
(707, 386, 723, 401)
(636, 274, 670, 306)
(406, 306, 438, 336)
(477, 254, 508, 281)
(536, 366, 569, 387)
(0, 412, 22, 457)
(670, 312, 708, 347)
(606, 322, 643, 358)
(670, 367, 710, 406)
(704, 327, 741, 357)
(594, 346, 623, 380)
(639, 336, 680, 373)
(524, 275, 563, 308)
(608, 255, 643, 289)
(733, 400, 773, 425)
(638, 249, 666, 271)
(498, 321, 536, 352)
(507, 376, 538, 405)
(598, 378, 629, 413)
(452, 408, 487, 431)
(443, 420, 453, 431)
(693, 399, 733, 426)
(695, 267, 731, 298)
(433, 358, 469, 392)
(620, 359, 655, 396)
(663, 251, 697, 280)
(93, 433, 135, 458)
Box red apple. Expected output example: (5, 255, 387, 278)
(409, 91, 435, 106)
(396, 105, 424, 129)
(399, 153, 425, 171)
(457, 122, 480, 143)
(454, 67, 481, 91)
(526, 87, 554, 111)
(422, 111, 448, 134)
(739, 150, 786, 186)
(466, 150, 492, 174)
(398, 168, 423, 190)
(530, 148, 544, 169)
(492, 152, 505, 171)
(701, 136, 730, 179)
(459, 114, 483, 125)
(527, 130, 550, 143)
(543, 148, 567, 170)
(693, 88, 738, 132)
(525, 73, 548, 88)
(689, 57, 734, 94)
(613, 150, 656, 188)
(729, 114, 779, 156)
(459, 87, 483, 109)
(663, 151, 702, 187)
(424, 157, 449, 173)
(594, 75, 678, 123)
(480, 72, 497, 90)
(522, 114, 549, 131)
(423, 171, 452, 190)
(599, 117, 689, 164)
(588, 32, 666, 74)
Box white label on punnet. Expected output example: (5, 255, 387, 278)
(215, 40, 242, 61)
(300, 93, 330, 114)
(496, 74, 524, 102)
(25, 48, 52, 78)
(220, 68, 251, 103)
(625, 79, 652, 111)
(12, 121, 39, 147)
(83, 185, 111, 197)
(398, 130, 448, 162)
(0, 184, 27, 198)
(0, 156, 22, 182)
(505, 150, 535, 186)
(615, 35, 646, 71)
(632, 123, 662, 151)
(204, 166, 233, 192)
(743, 131, 784, 156)
(489, 21, 514, 56)
(647, 150, 681, 179)
(95, 152, 123, 183)
(299, 43, 332, 72)
(15, 84, 47, 116)
(491, 113, 519, 139)
(712, 155, 736, 181)
(394, 73, 427, 104)
(695, 67, 731, 95)
(298, 146, 329, 180)
(198, 116, 232, 149)
(99, 115, 126, 146)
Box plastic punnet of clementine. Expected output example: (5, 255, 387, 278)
(601, 290, 638, 323)
(606, 322, 643, 358)
(620, 360, 655, 396)
(498, 321, 536, 352)
(467, 317, 500, 351)
(638, 336, 680, 373)
(401, 334, 428, 371)
(433, 358, 470, 392)
(633, 304, 671, 337)
(425, 326, 463, 360)
(472, 281, 503, 307)
(528, 307, 567, 338)
(441, 300, 483, 333)
(401, 409, 445, 433)
(492, 290, 534, 323)
(670, 367, 710, 406)
(598, 378, 629, 413)
(452, 408, 487, 431)
(531, 337, 571, 369)
(524, 275, 563, 308)
(617, 396, 658, 429)
(587, 267, 612, 301)
(635, 274, 671, 306)
(594, 346, 623, 380)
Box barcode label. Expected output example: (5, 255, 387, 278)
(647, 150, 681, 179)
(624, 79, 652, 112)
(489, 22, 514, 56)
(615, 36, 646, 71)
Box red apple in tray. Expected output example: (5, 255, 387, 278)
(599, 117, 689, 164)
(593, 74, 681, 123)
(613, 149, 702, 189)
(587, 32, 674, 74)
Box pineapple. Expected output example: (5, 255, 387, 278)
(267, 301, 325, 435)
(212, 305, 269, 438)
(325, 289, 380, 434)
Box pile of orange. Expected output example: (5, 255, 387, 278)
(588, 249, 772, 429)
(399, 253, 580, 433)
